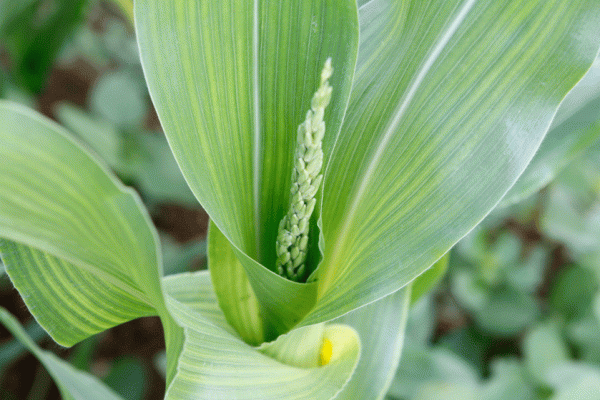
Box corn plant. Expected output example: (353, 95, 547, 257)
(1, 0, 599, 398)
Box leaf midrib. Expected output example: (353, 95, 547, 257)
(253, 0, 262, 261)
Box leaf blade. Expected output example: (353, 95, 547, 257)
(305, 0, 600, 325)
(135, 0, 359, 267)
(0, 101, 184, 384)
(0, 307, 125, 400)
(162, 271, 360, 400)
(501, 55, 600, 206)
(208, 221, 317, 341)
(334, 286, 411, 400)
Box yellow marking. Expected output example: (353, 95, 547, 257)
(320, 338, 333, 366)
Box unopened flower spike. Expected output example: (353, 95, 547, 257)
(276, 58, 333, 282)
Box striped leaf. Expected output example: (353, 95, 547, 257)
(334, 286, 411, 400)
(135, 0, 359, 335)
(135, 0, 358, 260)
(302, 0, 600, 326)
(162, 271, 360, 400)
(208, 221, 317, 341)
(501, 55, 600, 206)
(207, 221, 264, 345)
(0, 101, 183, 384)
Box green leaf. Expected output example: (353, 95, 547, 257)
(0, 307, 124, 400)
(54, 102, 122, 168)
(136, 1, 360, 333)
(305, 0, 600, 326)
(411, 253, 450, 304)
(0, 101, 183, 383)
(208, 221, 317, 342)
(162, 271, 360, 400)
(89, 70, 147, 128)
(335, 286, 411, 400)
(0, 0, 37, 35)
(207, 221, 264, 344)
(0, 319, 47, 376)
(136, 0, 358, 260)
(550, 265, 597, 320)
(103, 357, 148, 400)
(523, 320, 570, 387)
(109, 0, 134, 24)
(501, 56, 600, 206)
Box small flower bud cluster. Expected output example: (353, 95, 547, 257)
(276, 58, 333, 281)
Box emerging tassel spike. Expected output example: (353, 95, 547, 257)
(276, 58, 333, 282)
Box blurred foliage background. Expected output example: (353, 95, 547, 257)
(1, 1, 600, 399)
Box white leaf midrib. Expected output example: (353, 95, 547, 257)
(253, 0, 262, 259)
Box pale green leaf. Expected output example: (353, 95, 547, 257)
(0, 319, 46, 375)
(305, 0, 600, 325)
(523, 320, 570, 386)
(389, 347, 480, 400)
(481, 359, 535, 400)
(135, 1, 360, 334)
(130, 132, 199, 207)
(0, 101, 183, 383)
(54, 102, 122, 168)
(162, 271, 360, 400)
(160, 235, 206, 276)
(50, 103, 197, 206)
(476, 289, 540, 336)
(90, 70, 147, 128)
(0, 101, 159, 340)
(546, 362, 600, 400)
(0, 307, 124, 400)
(335, 286, 411, 400)
(0, 240, 155, 345)
(207, 221, 264, 344)
(501, 56, 600, 206)
(258, 323, 325, 368)
(208, 221, 316, 342)
(411, 253, 450, 304)
(136, 0, 358, 260)
(414, 384, 479, 400)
